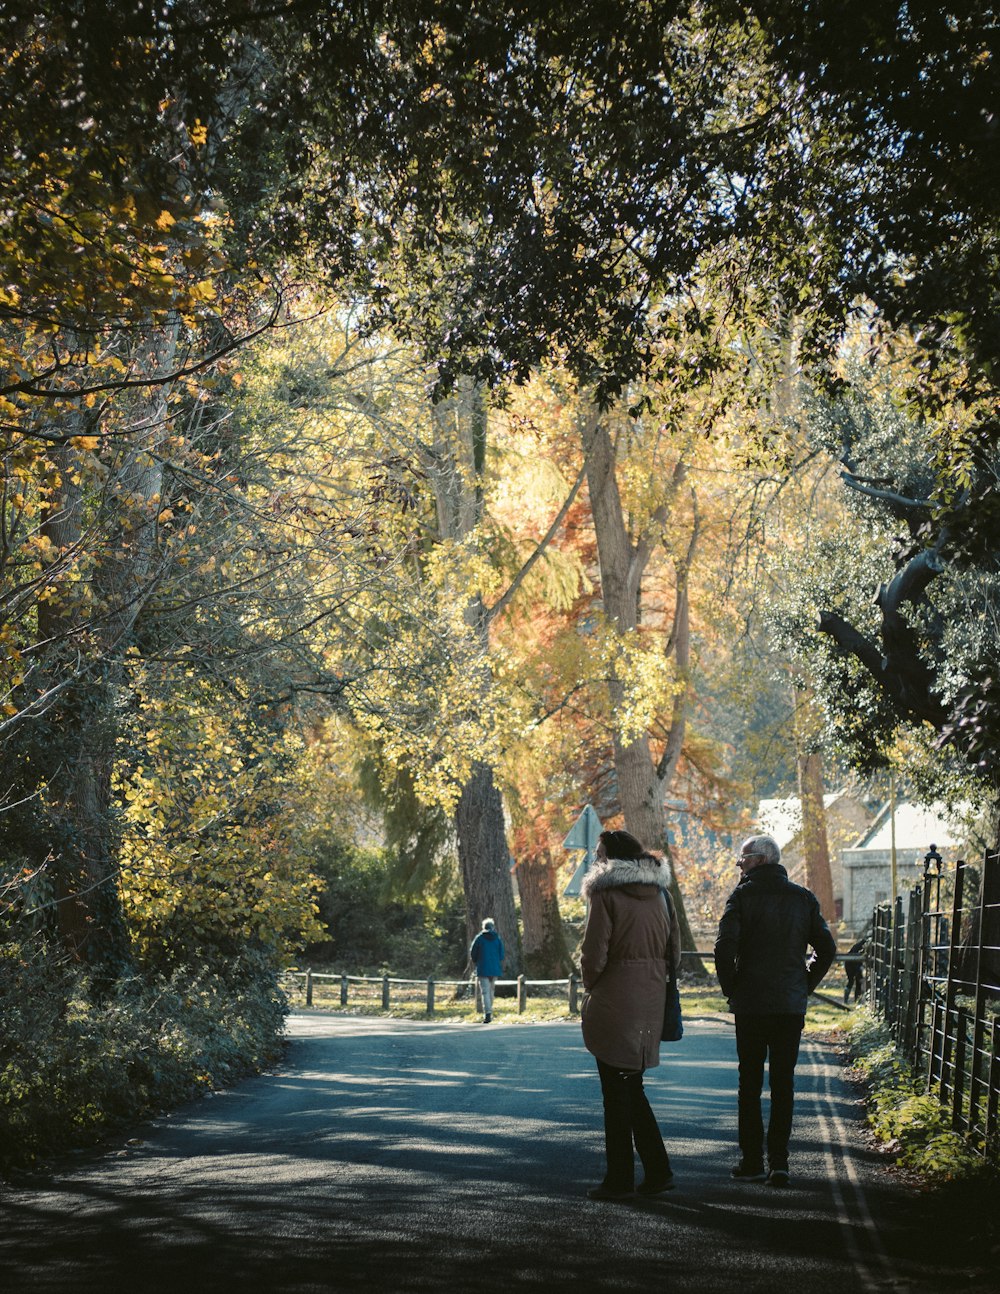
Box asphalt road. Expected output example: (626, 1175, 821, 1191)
(0, 1013, 969, 1293)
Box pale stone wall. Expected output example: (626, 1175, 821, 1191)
(842, 846, 924, 929)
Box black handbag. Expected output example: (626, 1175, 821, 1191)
(659, 888, 683, 1041)
(662, 973, 683, 1041)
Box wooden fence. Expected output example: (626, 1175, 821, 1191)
(868, 849, 1000, 1163)
(282, 950, 857, 1018)
(281, 969, 582, 1015)
(281, 953, 726, 1016)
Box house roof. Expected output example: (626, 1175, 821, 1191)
(849, 800, 967, 852)
(755, 791, 853, 850)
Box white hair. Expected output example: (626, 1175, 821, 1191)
(742, 834, 781, 866)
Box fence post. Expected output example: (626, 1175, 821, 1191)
(426, 977, 435, 1015)
(951, 1006, 969, 1133)
(890, 894, 905, 1036)
(517, 974, 526, 1014)
(305, 968, 313, 1007)
(967, 850, 999, 1144)
(986, 1017, 1000, 1149)
(340, 973, 348, 1007)
(569, 973, 579, 1015)
(902, 886, 922, 1056)
(382, 974, 390, 1010)
(940, 860, 968, 1111)
(871, 904, 889, 1017)
(915, 874, 937, 1086)
(928, 867, 944, 981)
(926, 996, 942, 1091)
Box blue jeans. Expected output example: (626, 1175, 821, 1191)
(734, 1013, 804, 1171)
(595, 1058, 671, 1190)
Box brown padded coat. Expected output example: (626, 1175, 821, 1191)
(579, 854, 682, 1070)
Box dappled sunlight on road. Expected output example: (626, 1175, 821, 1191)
(0, 1019, 950, 1294)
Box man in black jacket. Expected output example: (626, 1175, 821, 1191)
(714, 834, 837, 1187)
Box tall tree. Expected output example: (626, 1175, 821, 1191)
(228, 317, 531, 965)
(770, 347, 1000, 824)
(424, 380, 521, 966)
(583, 407, 705, 958)
(485, 397, 592, 974)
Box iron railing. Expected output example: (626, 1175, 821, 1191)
(867, 849, 1000, 1162)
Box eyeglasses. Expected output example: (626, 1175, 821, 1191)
(738, 851, 762, 862)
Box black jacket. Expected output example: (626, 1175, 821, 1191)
(714, 862, 836, 1015)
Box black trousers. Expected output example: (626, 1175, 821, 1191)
(595, 1058, 671, 1190)
(734, 1013, 804, 1171)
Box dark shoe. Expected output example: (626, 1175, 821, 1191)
(730, 1161, 766, 1181)
(483, 1013, 492, 1023)
(767, 1168, 790, 1187)
(587, 1183, 633, 1201)
(636, 1173, 675, 1196)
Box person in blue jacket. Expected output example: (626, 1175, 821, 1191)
(470, 917, 505, 1022)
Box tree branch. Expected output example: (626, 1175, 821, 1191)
(876, 548, 945, 615)
(818, 602, 949, 727)
(817, 609, 884, 677)
(656, 492, 698, 786)
(840, 471, 934, 518)
(1, 295, 285, 407)
(485, 459, 587, 627)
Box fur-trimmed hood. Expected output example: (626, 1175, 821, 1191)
(581, 853, 672, 901)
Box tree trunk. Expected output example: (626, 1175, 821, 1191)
(455, 760, 521, 973)
(793, 686, 837, 927)
(44, 678, 131, 974)
(515, 849, 571, 976)
(32, 438, 130, 970)
(796, 750, 837, 927)
(584, 410, 708, 972)
(425, 379, 523, 964)
(29, 340, 175, 974)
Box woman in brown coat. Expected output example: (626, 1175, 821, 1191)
(580, 828, 682, 1200)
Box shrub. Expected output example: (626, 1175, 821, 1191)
(848, 1008, 982, 1181)
(0, 940, 287, 1173)
(302, 841, 466, 976)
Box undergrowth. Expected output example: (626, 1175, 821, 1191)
(847, 1007, 984, 1181)
(0, 941, 287, 1174)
